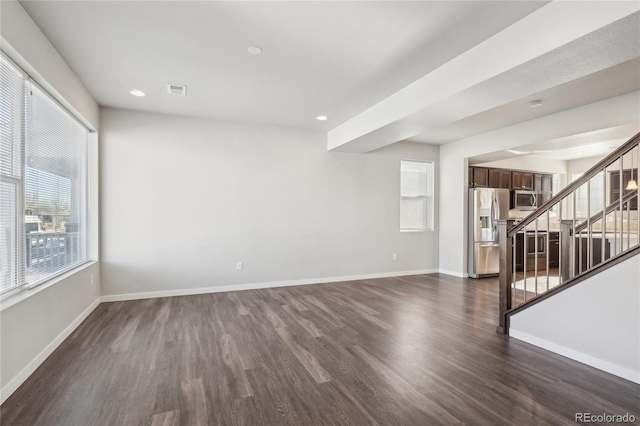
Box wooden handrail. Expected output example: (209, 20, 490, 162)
(498, 131, 640, 335)
(508, 131, 640, 237)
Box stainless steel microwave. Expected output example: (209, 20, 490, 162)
(513, 190, 538, 210)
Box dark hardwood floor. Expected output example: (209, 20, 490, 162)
(2, 274, 638, 425)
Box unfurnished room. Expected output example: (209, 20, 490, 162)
(0, 1, 639, 425)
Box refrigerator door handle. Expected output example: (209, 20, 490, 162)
(491, 196, 497, 235)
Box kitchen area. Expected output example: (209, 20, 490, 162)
(467, 160, 639, 288)
(467, 165, 558, 279)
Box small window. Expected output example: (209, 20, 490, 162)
(400, 160, 434, 231)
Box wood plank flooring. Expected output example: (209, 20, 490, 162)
(2, 274, 638, 425)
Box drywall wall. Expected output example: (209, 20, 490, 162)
(0, 1, 101, 403)
(0, 264, 100, 401)
(566, 155, 605, 179)
(509, 252, 640, 383)
(100, 108, 439, 298)
(0, 1, 98, 130)
(439, 91, 640, 276)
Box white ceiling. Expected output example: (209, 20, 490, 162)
(14, 1, 640, 163)
(469, 124, 640, 163)
(19, 1, 546, 130)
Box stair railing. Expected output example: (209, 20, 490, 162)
(497, 132, 640, 334)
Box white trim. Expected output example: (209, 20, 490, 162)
(510, 329, 640, 384)
(100, 269, 440, 302)
(438, 269, 468, 278)
(0, 297, 101, 404)
(0, 261, 98, 312)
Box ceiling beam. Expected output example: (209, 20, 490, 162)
(327, 1, 640, 153)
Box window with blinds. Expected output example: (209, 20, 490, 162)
(400, 160, 434, 231)
(0, 54, 88, 294)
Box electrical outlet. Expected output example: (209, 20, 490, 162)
(90, 274, 94, 285)
(236, 262, 243, 271)
(392, 253, 398, 261)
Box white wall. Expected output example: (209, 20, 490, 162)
(439, 91, 640, 276)
(509, 252, 640, 383)
(0, 1, 98, 130)
(100, 108, 439, 299)
(0, 264, 100, 401)
(0, 1, 100, 403)
(566, 155, 604, 179)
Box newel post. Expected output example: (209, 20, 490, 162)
(497, 219, 512, 335)
(560, 220, 573, 281)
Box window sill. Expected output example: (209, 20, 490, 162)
(0, 261, 98, 312)
(400, 229, 433, 233)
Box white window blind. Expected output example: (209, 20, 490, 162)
(0, 54, 88, 294)
(400, 160, 434, 231)
(0, 55, 26, 293)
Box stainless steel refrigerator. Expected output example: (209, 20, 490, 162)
(468, 188, 510, 278)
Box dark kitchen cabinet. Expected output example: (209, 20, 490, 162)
(548, 232, 559, 267)
(489, 169, 512, 189)
(471, 167, 552, 196)
(513, 171, 534, 190)
(501, 170, 512, 189)
(574, 237, 611, 275)
(469, 167, 488, 188)
(609, 169, 638, 210)
(512, 172, 522, 190)
(514, 233, 524, 271)
(488, 169, 500, 188)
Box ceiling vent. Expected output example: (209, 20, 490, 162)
(167, 84, 187, 96)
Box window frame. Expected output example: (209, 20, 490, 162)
(0, 52, 90, 296)
(400, 159, 434, 232)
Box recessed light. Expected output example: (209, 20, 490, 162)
(529, 99, 543, 108)
(247, 46, 263, 55)
(316, 115, 328, 121)
(130, 90, 146, 97)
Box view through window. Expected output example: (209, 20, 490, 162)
(572, 172, 605, 219)
(0, 54, 88, 294)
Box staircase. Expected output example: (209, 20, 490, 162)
(497, 132, 640, 335)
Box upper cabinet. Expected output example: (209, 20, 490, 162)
(470, 166, 554, 202)
(489, 169, 511, 189)
(470, 167, 489, 188)
(470, 167, 512, 189)
(512, 171, 533, 190)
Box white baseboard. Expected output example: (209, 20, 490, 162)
(509, 329, 640, 384)
(0, 297, 101, 404)
(100, 269, 440, 302)
(438, 269, 468, 278)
